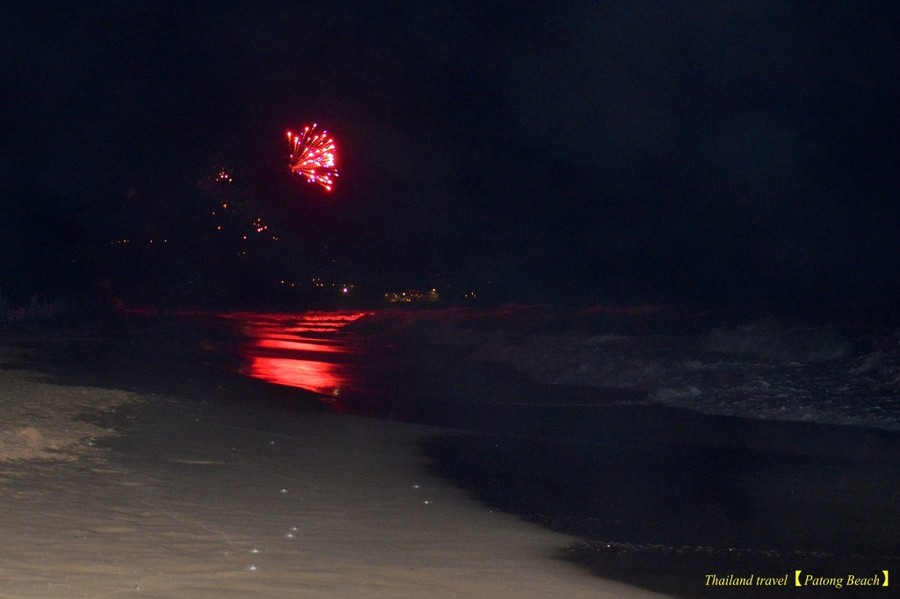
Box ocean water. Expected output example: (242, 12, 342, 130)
(223, 305, 900, 431)
(368, 305, 900, 432)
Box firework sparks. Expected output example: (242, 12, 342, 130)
(287, 124, 338, 191)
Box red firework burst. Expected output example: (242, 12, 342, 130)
(286, 124, 338, 191)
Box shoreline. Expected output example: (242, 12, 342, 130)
(0, 315, 666, 598)
(421, 416, 899, 598)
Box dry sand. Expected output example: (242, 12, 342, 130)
(0, 341, 667, 597)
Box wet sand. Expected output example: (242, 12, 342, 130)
(421, 413, 900, 598)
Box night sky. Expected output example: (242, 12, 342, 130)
(2, 2, 898, 308)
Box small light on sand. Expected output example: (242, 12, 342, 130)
(280, 488, 289, 494)
(247, 564, 258, 572)
(423, 500, 430, 505)
(250, 548, 261, 554)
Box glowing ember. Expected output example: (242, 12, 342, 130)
(287, 124, 338, 191)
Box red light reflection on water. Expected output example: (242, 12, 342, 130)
(234, 311, 368, 398)
(254, 337, 344, 353)
(247, 355, 345, 396)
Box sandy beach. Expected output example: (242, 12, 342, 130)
(0, 317, 666, 598)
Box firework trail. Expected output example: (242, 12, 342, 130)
(287, 124, 338, 191)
